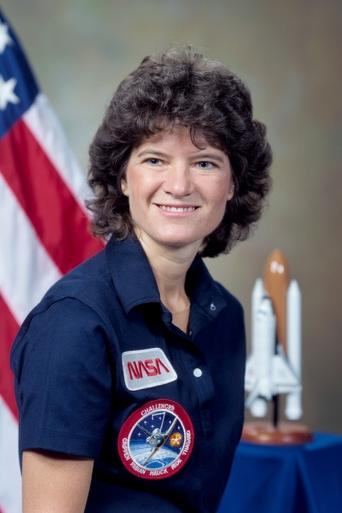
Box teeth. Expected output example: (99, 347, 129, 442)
(159, 205, 196, 212)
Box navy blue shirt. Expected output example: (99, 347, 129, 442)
(11, 236, 245, 513)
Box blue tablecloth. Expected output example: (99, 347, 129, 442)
(218, 432, 342, 513)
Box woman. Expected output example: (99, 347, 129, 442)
(11, 47, 272, 513)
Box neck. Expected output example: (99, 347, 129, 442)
(137, 232, 200, 312)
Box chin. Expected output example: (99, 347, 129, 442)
(136, 225, 207, 252)
(153, 234, 204, 251)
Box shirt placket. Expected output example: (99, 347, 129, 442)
(161, 307, 215, 437)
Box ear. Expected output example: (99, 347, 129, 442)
(227, 184, 234, 201)
(121, 178, 128, 197)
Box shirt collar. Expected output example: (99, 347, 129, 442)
(105, 235, 160, 313)
(105, 235, 228, 318)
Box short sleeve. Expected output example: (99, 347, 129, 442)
(11, 297, 112, 459)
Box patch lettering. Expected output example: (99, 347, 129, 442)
(122, 348, 177, 391)
(117, 399, 195, 479)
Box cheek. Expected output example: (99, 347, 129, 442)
(126, 170, 160, 196)
(208, 182, 232, 207)
(202, 171, 233, 200)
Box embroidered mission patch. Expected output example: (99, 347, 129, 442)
(122, 348, 178, 391)
(117, 399, 195, 480)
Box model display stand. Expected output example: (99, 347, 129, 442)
(243, 250, 312, 445)
(242, 421, 312, 444)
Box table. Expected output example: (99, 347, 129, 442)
(217, 433, 342, 513)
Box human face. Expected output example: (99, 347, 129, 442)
(121, 125, 234, 253)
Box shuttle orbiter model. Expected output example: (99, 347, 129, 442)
(245, 250, 302, 420)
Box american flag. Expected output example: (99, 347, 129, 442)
(0, 10, 103, 512)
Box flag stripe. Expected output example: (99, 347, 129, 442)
(0, 173, 61, 322)
(0, 397, 22, 513)
(0, 296, 18, 419)
(0, 118, 102, 275)
(23, 94, 92, 214)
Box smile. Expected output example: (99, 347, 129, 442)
(156, 204, 199, 213)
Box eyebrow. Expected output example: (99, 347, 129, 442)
(136, 149, 225, 164)
(136, 150, 169, 159)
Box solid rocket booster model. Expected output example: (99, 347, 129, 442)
(245, 250, 302, 420)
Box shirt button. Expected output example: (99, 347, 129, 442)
(210, 302, 216, 311)
(193, 368, 203, 378)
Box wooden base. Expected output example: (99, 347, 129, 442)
(242, 422, 313, 445)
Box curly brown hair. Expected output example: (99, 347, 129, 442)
(86, 46, 272, 257)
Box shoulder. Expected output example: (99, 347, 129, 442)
(44, 248, 112, 309)
(28, 247, 118, 328)
(213, 280, 244, 316)
(10, 296, 108, 376)
(10, 249, 116, 371)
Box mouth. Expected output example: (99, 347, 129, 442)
(155, 204, 200, 213)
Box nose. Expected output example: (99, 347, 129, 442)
(163, 162, 194, 197)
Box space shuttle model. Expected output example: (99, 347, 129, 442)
(245, 249, 302, 421)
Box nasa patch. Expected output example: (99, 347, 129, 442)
(122, 348, 177, 391)
(117, 399, 195, 480)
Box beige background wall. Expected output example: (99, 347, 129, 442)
(3, 0, 341, 433)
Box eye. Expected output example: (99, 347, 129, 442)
(144, 157, 163, 166)
(196, 161, 217, 170)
